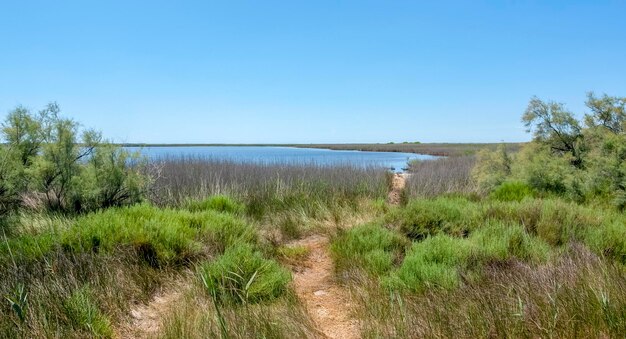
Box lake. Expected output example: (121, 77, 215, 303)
(125, 146, 437, 172)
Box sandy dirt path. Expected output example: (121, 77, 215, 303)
(290, 235, 360, 339)
(387, 173, 408, 205)
(116, 277, 189, 339)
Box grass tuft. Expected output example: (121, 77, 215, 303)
(198, 243, 291, 304)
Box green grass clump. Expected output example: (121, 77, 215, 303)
(63, 204, 255, 266)
(386, 197, 474, 239)
(470, 222, 551, 263)
(63, 286, 112, 338)
(198, 243, 291, 304)
(184, 195, 243, 214)
(384, 235, 478, 292)
(331, 223, 408, 276)
(482, 199, 602, 246)
(585, 221, 626, 264)
(490, 181, 534, 202)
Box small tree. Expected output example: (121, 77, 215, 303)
(584, 92, 626, 134)
(1, 105, 42, 166)
(522, 97, 584, 167)
(81, 145, 148, 210)
(1, 103, 148, 213)
(472, 144, 512, 192)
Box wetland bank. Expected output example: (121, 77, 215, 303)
(2, 92, 626, 338)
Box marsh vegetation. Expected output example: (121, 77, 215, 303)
(1, 93, 626, 338)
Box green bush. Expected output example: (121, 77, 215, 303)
(490, 181, 534, 202)
(198, 243, 291, 304)
(481, 199, 601, 246)
(386, 198, 473, 240)
(184, 195, 243, 214)
(62, 204, 255, 266)
(0, 103, 148, 214)
(331, 223, 408, 275)
(585, 221, 626, 264)
(63, 286, 112, 338)
(384, 235, 478, 292)
(471, 222, 550, 263)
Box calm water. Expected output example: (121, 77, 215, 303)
(126, 146, 437, 172)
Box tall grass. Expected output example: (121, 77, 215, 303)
(333, 195, 626, 337)
(352, 245, 626, 338)
(147, 157, 389, 219)
(406, 156, 478, 197)
(159, 285, 317, 339)
(0, 201, 261, 338)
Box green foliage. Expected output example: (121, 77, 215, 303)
(5, 283, 28, 325)
(198, 243, 291, 304)
(471, 222, 550, 263)
(63, 286, 112, 338)
(79, 145, 147, 210)
(522, 96, 583, 166)
(384, 235, 478, 292)
(490, 181, 534, 202)
(585, 221, 626, 264)
(63, 204, 255, 266)
(0, 147, 22, 216)
(331, 223, 408, 275)
(477, 93, 626, 207)
(584, 92, 626, 133)
(472, 144, 512, 192)
(276, 245, 310, 263)
(0, 103, 148, 214)
(386, 198, 470, 240)
(184, 195, 243, 214)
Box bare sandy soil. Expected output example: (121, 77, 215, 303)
(290, 235, 360, 339)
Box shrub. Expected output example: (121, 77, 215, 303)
(472, 144, 511, 192)
(490, 181, 534, 202)
(62, 204, 255, 266)
(470, 222, 551, 263)
(0, 103, 149, 214)
(386, 198, 472, 240)
(331, 223, 408, 276)
(198, 243, 291, 304)
(384, 235, 479, 292)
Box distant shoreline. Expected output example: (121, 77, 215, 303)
(118, 142, 524, 157)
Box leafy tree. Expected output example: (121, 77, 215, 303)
(81, 144, 148, 210)
(1, 103, 148, 213)
(522, 97, 584, 167)
(0, 147, 21, 216)
(1, 106, 42, 166)
(584, 92, 626, 134)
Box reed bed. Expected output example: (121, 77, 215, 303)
(405, 156, 478, 197)
(147, 157, 389, 215)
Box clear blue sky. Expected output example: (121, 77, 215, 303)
(1, 1, 625, 143)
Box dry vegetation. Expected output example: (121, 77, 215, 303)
(292, 142, 522, 157)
